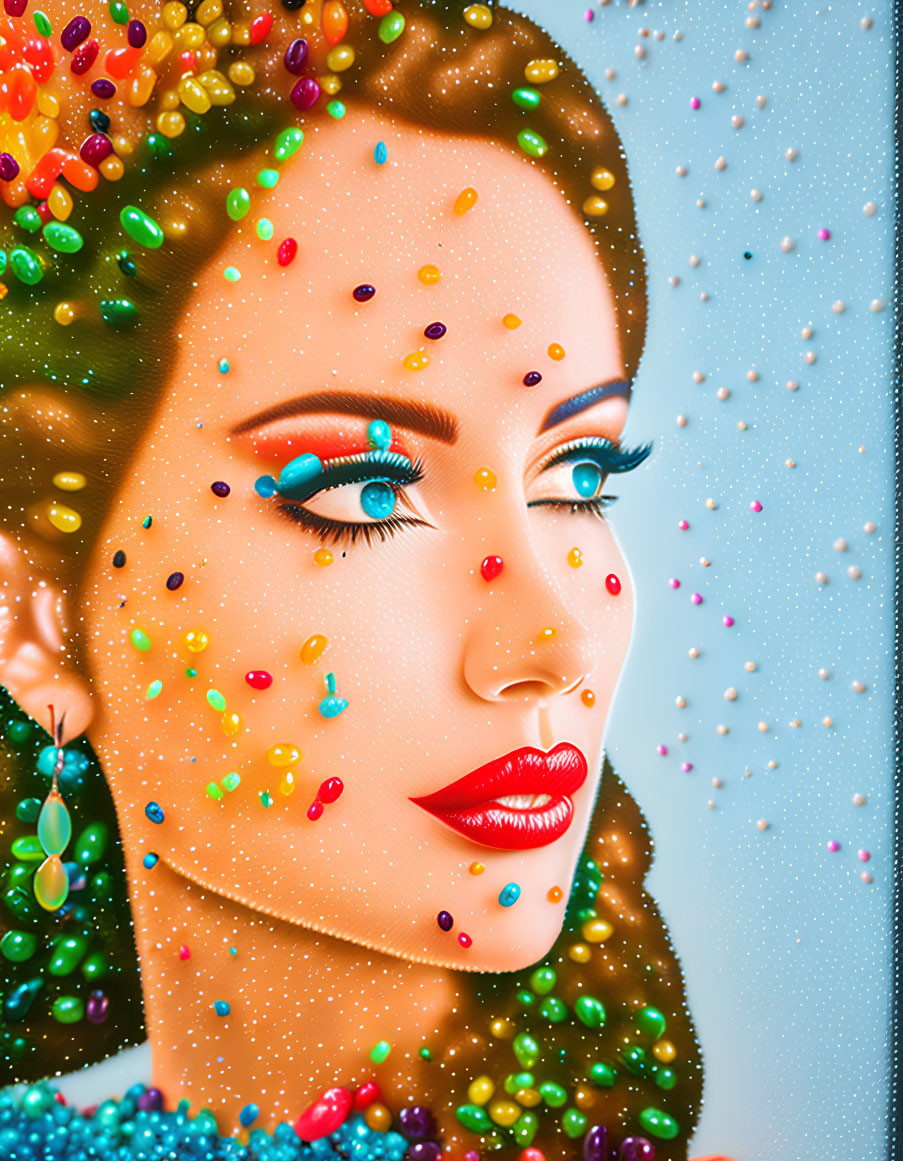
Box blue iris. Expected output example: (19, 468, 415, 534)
(360, 481, 396, 519)
(572, 461, 602, 498)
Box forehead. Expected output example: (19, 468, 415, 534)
(175, 106, 624, 423)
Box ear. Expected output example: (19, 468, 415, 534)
(0, 531, 94, 745)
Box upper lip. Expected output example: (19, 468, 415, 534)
(410, 742, 588, 811)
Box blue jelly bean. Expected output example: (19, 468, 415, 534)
(360, 480, 395, 519)
(214, 1000, 230, 1016)
(498, 882, 521, 907)
(318, 695, 348, 719)
(255, 475, 277, 498)
(218, 358, 230, 373)
(277, 453, 323, 493)
(142, 852, 159, 869)
(374, 141, 388, 165)
(572, 461, 602, 498)
(239, 1103, 259, 1127)
(366, 420, 392, 450)
(145, 801, 165, 824)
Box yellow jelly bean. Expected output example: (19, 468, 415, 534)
(463, 3, 492, 29)
(581, 689, 596, 708)
(525, 58, 559, 84)
(173, 22, 205, 50)
(279, 772, 296, 797)
(547, 342, 566, 360)
(535, 626, 556, 642)
(53, 472, 86, 492)
(160, 88, 181, 111)
(267, 743, 302, 768)
(489, 1018, 514, 1039)
(582, 918, 614, 943)
(568, 942, 591, 963)
(591, 167, 616, 191)
(326, 44, 355, 71)
(300, 634, 329, 664)
(469, 861, 485, 874)
(467, 1076, 495, 1106)
(502, 312, 522, 329)
(583, 195, 609, 217)
(195, 0, 222, 25)
(47, 504, 81, 533)
(320, 73, 342, 95)
(184, 629, 209, 653)
(206, 16, 233, 47)
(488, 1100, 521, 1128)
(403, 350, 429, 372)
(157, 111, 186, 139)
(179, 76, 212, 114)
(653, 1039, 677, 1063)
(162, 1, 187, 30)
(100, 155, 124, 182)
(364, 1104, 392, 1132)
(515, 1088, 542, 1108)
(417, 264, 441, 285)
(197, 69, 235, 106)
(473, 468, 497, 491)
(53, 302, 76, 326)
(112, 134, 135, 157)
(221, 711, 242, 736)
(230, 19, 250, 45)
(48, 183, 73, 221)
(227, 61, 255, 86)
(32, 116, 57, 151)
(454, 187, 478, 215)
(313, 548, 333, 567)
(145, 31, 173, 66)
(128, 65, 157, 107)
(567, 547, 583, 568)
(36, 90, 60, 118)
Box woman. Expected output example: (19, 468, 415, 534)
(0, 1, 707, 1157)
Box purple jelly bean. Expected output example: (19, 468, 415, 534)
(137, 1087, 164, 1112)
(407, 1144, 442, 1161)
(71, 38, 99, 75)
(60, 15, 91, 51)
(284, 37, 309, 75)
(352, 284, 376, 303)
(424, 322, 447, 340)
(79, 133, 113, 167)
(86, 990, 109, 1024)
(211, 481, 230, 497)
(127, 18, 146, 47)
(437, 910, 453, 932)
(91, 78, 116, 99)
(397, 1106, 436, 1143)
(290, 76, 320, 111)
(584, 1125, 608, 1161)
(523, 370, 543, 386)
(620, 1138, 655, 1161)
(0, 153, 20, 182)
(3, 0, 28, 15)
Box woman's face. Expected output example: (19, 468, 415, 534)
(82, 108, 636, 972)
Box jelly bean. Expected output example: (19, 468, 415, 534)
(307, 800, 324, 821)
(127, 19, 146, 46)
(503, 312, 522, 328)
(33, 9, 51, 35)
(652, 1039, 676, 1062)
(437, 910, 453, 931)
(300, 634, 328, 663)
(418, 264, 440, 284)
(224, 266, 241, 282)
(74, 823, 109, 865)
(37, 790, 71, 854)
(249, 10, 272, 43)
(589, 1062, 617, 1087)
(100, 299, 138, 326)
(366, 419, 392, 449)
(313, 548, 333, 567)
(457, 932, 472, 948)
(468, 1076, 494, 1105)
(318, 777, 343, 804)
(0, 154, 20, 182)
(654, 1067, 677, 1090)
(277, 237, 298, 266)
(294, 1087, 353, 1140)
(10, 247, 43, 285)
(619, 1140, 655, 1161)
(206, 782, 224, 800)
(369, 1040, 391, 1064)
(130, 628, 151, 651)
(592, 167, 616, 191)
(456, 1105, 491, 1133)
(222, 771, 240, 792)
(206, 689, 226, 712)
(470, 861, 485, 874)
(481, 555, 503, 581)
(47, 503, 81, 532)
(488, 1100, 520, 1127)
(53, 471, 86, 491)
(1, 931, 38, 962)
(517, 129, 548, 158)
(353, 283, 376, 302)
(363, 0, 392, 12)
(86, 989, 109, 1023)
(463, 4, 493, 30)
(145, 801, 165, 824)
(637, 1109, 679, 1140)
(575, 995, 606, 1029)
(48, 935, 88, 976)
(109, 0, 128, 22)
(120, 205, 164, 249)
(256, 218, 273, 241)
(214, 1000, 230, 1016)
(318, 692, 348, 718)
(60, 15, 90, 50)
(605, 573, 622, 596)
(374, 140, 388, 165)
(529, 967, 556, 994)
(34, 854, 68, 910)
(523, 370, 542, 387)
(291, 77, 320, 111)
(512, 1033, 539, 1068)
(211, 480, 230, 496)
(255, 474, 277, 497)
(267, 743, 302, 767)
(274, 126, 304, 161)
(283, 38, 309, 74)
(378, 11, 405, 43)
(539, 996, 568, 1023)
(322, 0, 348, 46)
(403, 350, 429, 372)
(278, 452, 322, 492)
(583, 195, 609, 217)
(71, 38, 99, 73)
(239, 1104, 259, 1128)
(512, 86, 541, 110)
(226, 187, 249, 221)
(3, 978, 43, 1023)
(513, 1113, 539, 1147)
(454, 188, 479, 217)
(184, 628, 209, 652)
(637, 1005, 666, 1039)
(498, 882, 520, 907)
(245, 671, 272, 690)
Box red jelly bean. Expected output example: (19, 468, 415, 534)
(249, 11, 273, 44)
(245, 671, 273, 690)
(457, 932, 472, 948)
(605, 573, 621, 596)
(277, 237, 298, 266)
(293, 1087, 353, 1142)
(179, 945, 190, 960)
(318, 777, 343, 804)
(363, 0, 393, 13)
(306, 800, 324, 821)
(35, 200, 52, 224)
(480, 555, 503, 582)
(352, 1081, 381, 1111)
(71, 37, 99, 75)
(290, 76, 320, 111)
(179, 50, 197, 74)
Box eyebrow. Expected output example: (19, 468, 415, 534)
(539, 379, 632, 433)
(230, 390, 459, 443)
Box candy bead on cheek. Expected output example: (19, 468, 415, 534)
(605, 573, 622, 596)
(480, 555, 503, 582)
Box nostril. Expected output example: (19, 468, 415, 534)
(496, 679, 562, 701)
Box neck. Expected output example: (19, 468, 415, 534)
(128, 856, 461, 1137)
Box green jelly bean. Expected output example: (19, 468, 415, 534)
(120, 205, 164, 249)
(654, 1066, 677, 1091)
(503, 1071, 533, 1095)
(1, 931, 38, 963)
(621, 1045, 648, 1077)
(378, 11, 405, 42)
(16, 798, 41, 824)
(10, 248, 43, 285)
(100, 299, 138, 327)
(256, 218, 274, 241)
(14, 206, 42, 234)
(224, 266, 241, 282)
(369, 1040, 391, 1064)
(221, 771, 240, 792)
(327, 100, 345, 119)
(226, 187, 250, 221)
(455, 1104, 491, 1133)
(0, 250, 7, 277)
(517, 129, 549, 159)
(206, 689, 227, 712)
(48, 935, 89, 976)
(637, 1005, 667, 1039)
(81, 952, 109, 981)
(3, 977, 43, 1023)
(109, 0, 129, 23)
(259, 790, 272, 807)
(37, 794, 72, 856)
(4, 887, 38, 924)
(21, 1084, 54, 1117)
(130, 628, 151, 651)
(589, 1061, 617, 1088)
(539, 1082, 567, 1108)
(512, 1111, 537, 1147)
(529, 966, 556, 995)
(256, 168, 279, 189)
(43, 222, 83, 253)
(52, 995, 85, 1024)
(562, 1108, 587, 1139)
(577, 906, 597, 923)
(33, 10, 51, 35)
(90, 870, 114, 903)
(274, 127, 304, 161)
(146, 680, 163, 700)
(516, 989, 535, 1008)
(146, 134, 171, 160)
(3, 1034, 27, 1062)
(74, 823, 109, 866)
(575, 995, 606, 1029)
(11, 835, 44, 862)
(638, 1107, 680, 1140)
(7, 863, 34, 889)
(539, 995, 568, 1023)
(512, 1032, 539, 1069)
(206, 782, 224, 800)
(511, 86, 541, 110)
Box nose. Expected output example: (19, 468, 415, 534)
(462, 539, 601, 704)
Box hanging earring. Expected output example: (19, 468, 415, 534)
(33, 706, 72, 912)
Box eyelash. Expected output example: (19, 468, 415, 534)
(271, 439, 651, 547)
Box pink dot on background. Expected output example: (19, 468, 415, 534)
(669, 578, 681, 589)
(723, 615, 735, 627)
(690, 97, 701, 109)
(817, 227, 831, 240)
(861, 871, 873, 884)
(691, 592, 702, 605)
(827, 840, 840, 852)
(584, 7, 594, 19)
(678, 519, 690, 530)
(858, 849, 871, 862)
(681, 762, 693, 772)
(750, 500, 763, 512)
(657, 744, 668, 756)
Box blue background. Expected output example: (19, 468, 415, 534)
(516, 1, 894, 1157)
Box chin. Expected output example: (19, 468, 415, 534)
(451, 920, 562, 975)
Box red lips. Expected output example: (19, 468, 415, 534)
(410, 742, 588, 850)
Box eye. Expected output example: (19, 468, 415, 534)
(527, 437, 652, 511)
(302, 477, 415, 523)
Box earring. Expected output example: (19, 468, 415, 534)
(33, 707, 72, 912)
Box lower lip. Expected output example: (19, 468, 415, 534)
(424, 794, 577, 850)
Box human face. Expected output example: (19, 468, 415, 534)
(82, 107, 640, 972)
